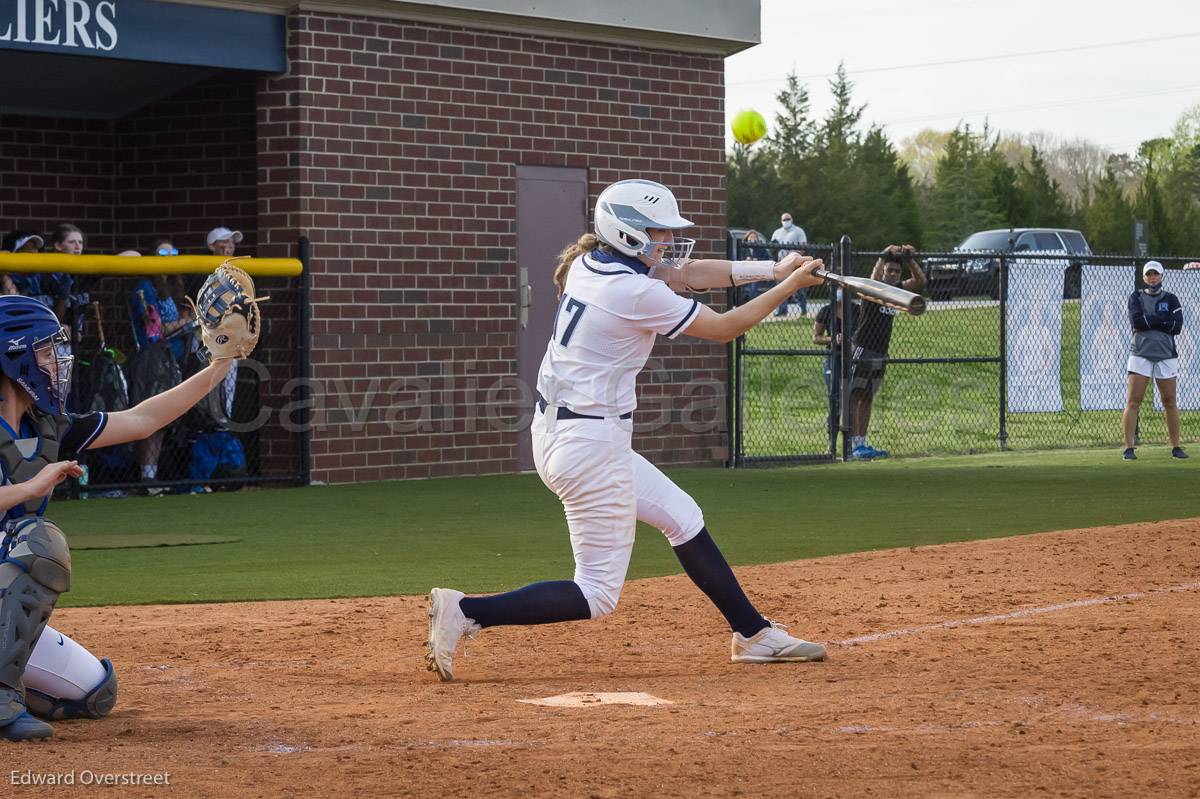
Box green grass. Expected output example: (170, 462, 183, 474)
(51, 447, 1199, 607)
(738, 302, 1200, 458)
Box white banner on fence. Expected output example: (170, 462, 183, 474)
(1153, 270, 1200, 411)
(1080, 265, 1135, 411)
(1006, 260, 1064, 413)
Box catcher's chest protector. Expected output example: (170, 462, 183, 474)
(0, 413, 62, 519)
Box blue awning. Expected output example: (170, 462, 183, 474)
(0, 0, 286, 71)
(0, 0, 285, 118)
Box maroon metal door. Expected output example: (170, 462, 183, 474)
(515, 166, 588, 470)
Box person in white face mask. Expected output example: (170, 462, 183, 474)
(770, 212, 808, 316)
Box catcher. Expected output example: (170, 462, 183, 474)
(0, 263, 264, 741)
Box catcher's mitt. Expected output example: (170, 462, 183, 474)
(188, 260, 268, 361)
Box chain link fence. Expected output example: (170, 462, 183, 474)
(729, 235, 837, 464)
(0, 247, 310, 498)
(728, 234, 1200, 464)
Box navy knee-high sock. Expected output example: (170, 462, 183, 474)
(673, 527, 768, 638)
(459, 580, 591, 628)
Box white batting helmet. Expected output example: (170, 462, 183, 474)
(594, 180, 695, 265)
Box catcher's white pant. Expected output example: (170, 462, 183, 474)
(531, 406, 705, 619)
(24, 624, 107, 702)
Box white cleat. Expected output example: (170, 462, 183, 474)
(731, 621, 827, 663)
(424, 588, 481, 682)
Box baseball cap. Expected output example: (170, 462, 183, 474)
(207, 227, 243, 247)
(12, 234, 43, 252)
(1143, 260, 1164, 277)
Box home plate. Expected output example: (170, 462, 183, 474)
(518, 692, 674, 708)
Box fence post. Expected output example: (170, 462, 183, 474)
(298, 235, 312, 485)
(838, 234, 853, 461)
(998, 255, 1008, 451)
(725, 231, 738, 468)
(827, 259, 840, 458)
(731, 234, 745, 468)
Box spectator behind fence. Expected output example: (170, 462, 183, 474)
(739, 229, 771, 302)
(127, 254, 185, 495)
(848, 244, 925, 460)
(196, 225, 245, 303)
(1123, 261, 1186, 461)
(45, 224, 92, 353)
(204, 228, 242, 430)
(77, 249, 142, 496)
(207, 226, 242, 257)
(814, 289, 858, 444)
(771, 212, 808, 317)
(142, 239, 194, 362)
(182, 344, 247, 493)
(813, 289, 858, 390)
(1, 230, 42, 296)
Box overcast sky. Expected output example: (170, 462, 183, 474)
(725, 0, 1200, 154)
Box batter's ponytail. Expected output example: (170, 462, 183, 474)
(553, 233, 600, 298)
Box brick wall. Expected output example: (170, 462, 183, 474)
(257, 11, 729, 484)
(0, 74, 259, 255)
(0, 116, 117, 252)
(114, 75, 259, 255)
(0, 77, 302, 480)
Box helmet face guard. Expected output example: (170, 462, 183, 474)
(639, 236, 695, 267)
(30, 328, 74, 415)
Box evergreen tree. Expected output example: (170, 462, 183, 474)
(800, 64, 865, 243)
(985, 144, 1024, 227)
(1082, 162, 1134, 253)
(759, 70, 818, 239)
(766, 72, 816, 167)
(819, 63, 865, 151)
(726, 143, 782, 235)
(851, 126, 922, 248)
(922, 126, 1006, 249)
(1016, 147, 1072, 228)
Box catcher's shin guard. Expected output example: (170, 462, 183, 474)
(26, 657, 117, 720)
(0, 519, 71, 728)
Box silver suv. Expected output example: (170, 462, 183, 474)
(926, 228, 1092, 300)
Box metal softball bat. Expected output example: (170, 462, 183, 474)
(813, 268, 927, 316)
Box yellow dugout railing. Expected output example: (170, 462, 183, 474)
(0, 254, 303, 278)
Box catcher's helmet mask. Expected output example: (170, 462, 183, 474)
(0, 296, 73, 415)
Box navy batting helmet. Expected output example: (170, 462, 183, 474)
(0, 296, 73, 415)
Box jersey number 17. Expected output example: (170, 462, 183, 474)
(554, 294, 587, 347)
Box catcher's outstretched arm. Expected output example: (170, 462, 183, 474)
(88, 360, 233, 449)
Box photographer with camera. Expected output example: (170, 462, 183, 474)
(848, 244, 925, 460)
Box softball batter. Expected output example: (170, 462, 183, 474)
(426, 179, 826, 681)
(1, 266, 261, 740)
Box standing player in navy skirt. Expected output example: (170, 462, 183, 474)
(426, 179, 828, 681)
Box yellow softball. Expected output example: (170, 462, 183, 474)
(731, 110, 767, 145)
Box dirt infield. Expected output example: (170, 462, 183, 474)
(9, 520, 1200, 798)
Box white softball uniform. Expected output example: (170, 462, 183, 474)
(533, 249, 706, 619)
(1127, 355, 1179, 379)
